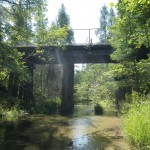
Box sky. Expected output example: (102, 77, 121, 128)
(47, 0, 117, 44)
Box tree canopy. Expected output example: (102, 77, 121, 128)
(52, 4, 74, 44)
(0, 0, 70, 95)
(96, 4, 116, 43)
(109, 0, 150, 94)
(75, 0, 150, 107)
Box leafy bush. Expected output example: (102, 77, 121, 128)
(122, 95, 150, 149)
(94, 103, 103, 115)
(0, 106, 21, 121)
(35, 97, 61, 114)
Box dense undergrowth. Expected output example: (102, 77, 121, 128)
(34, 97, 61, 114)
(0, 106, 21, 122)
(0, 93, 22, 122)
(0, 92, 61, 123)
(122, 93, 150, 149)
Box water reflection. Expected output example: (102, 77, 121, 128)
(0, 105, 131, 150)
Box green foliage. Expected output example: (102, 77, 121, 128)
(74, 67, 91, 102)
(109, 56, 150, 94)
(109, 0, 150, 96)
(36, 25, 70, 46)
(52, 3, 74, 44)
(0, 0, 48, 91)
(96, 5, 116, 43)
(33, 64, 62, 101)
(0, 0, 70, 113)
(122, 94, 150, 149)
(0, 106, 21, 122)
(57, 4, 70, 28)
(74, 64, 117, 104)
(121, 91, 149, 114)
(0, 92, 24, 121)
(94, 103, 104, 115)
(35, 97, 61, 114)
(0, 45, 30, 88)
(33, 64, 62, 115)
(110, 0, 150, 61)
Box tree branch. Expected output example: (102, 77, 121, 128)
(2, 0, 35, 5)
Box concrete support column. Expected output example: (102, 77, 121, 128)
(61, 61, 74, 115)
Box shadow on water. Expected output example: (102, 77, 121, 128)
(0, 117, 71, 150)
(0, 105, 131, 150)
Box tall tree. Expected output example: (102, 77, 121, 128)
(54, 4, 74, 44)
(107, 7, 116, 39)
(0, 0, 32, 89)
(108, 7, 116, 27)
(96, 4, 109, 43)
(34, 3, 69, 46)
(0, 0, 48, 91)
(10, 1, 33, 45)
(96, 5, 116, 43)
(109, 0, 150, 94)
(33, 0, 48, 44)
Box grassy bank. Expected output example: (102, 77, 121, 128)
(122, 94, 150, 149)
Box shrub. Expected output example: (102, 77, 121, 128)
(122, 99, 150, 149)
(94, 103, 103, 115)
(0, 106, 21, 121)
(35, 97, 61, 114)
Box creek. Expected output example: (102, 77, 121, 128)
(0, 105, 131, 150)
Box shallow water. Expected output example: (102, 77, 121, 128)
(0, 105, 132, 150)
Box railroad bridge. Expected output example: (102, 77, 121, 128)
(16, 44, 147, 114)
(16, 44, 113, 114)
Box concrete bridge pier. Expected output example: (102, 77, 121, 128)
(61, 61, 74, 115)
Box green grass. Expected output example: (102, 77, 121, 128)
(122, 100, 150, 149)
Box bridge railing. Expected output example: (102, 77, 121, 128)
(72, 28, 100, 45)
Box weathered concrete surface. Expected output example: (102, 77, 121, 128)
(61, 61, 74, 115)
(17, 44, 114, 64)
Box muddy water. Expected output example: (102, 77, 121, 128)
(0, 105, 132, 150)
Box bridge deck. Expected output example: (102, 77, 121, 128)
(17, 44, 114, 64)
